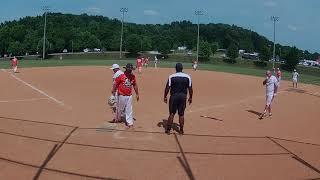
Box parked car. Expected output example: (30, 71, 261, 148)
(83, 48, 90, 53)
(94, 48, 101, 52)
(62, 49, 68, 53)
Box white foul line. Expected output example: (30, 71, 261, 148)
(4, 71, 72, 109)
(0, 98, 49, 103)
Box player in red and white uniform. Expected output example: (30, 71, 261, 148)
(11, 56, 18, 73)
(136, 56, 143, 74)
(112, 63, 139, 128)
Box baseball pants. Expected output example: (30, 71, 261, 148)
(293, 78, 298, 83)
(116, 95, 133, 126)
(193, 64, 197, 70)
(266, 93, 274, 106)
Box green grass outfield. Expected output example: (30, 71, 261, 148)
(1, 59, 319, 86)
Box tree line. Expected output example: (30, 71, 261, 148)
(0, 13, 319, 65)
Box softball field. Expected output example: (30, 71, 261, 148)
(0, 66, 319, 180)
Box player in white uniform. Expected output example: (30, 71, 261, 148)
(260, 70, 278, 118)
(192, 59, 198, 71)
(110, 64, 124, 122)
(111, 64, 124, 83)
(154, 56, 158, 68)
(275, 68, 282, 87)
(292, 69, 300, 88)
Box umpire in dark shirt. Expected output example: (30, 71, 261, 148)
(164, 63, 193, 135)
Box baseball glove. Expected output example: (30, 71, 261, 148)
(263, 79, 267, 85)
(108, 95, 116, 107)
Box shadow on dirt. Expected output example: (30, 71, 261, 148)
(157, 119, 180, 133)
(246, 110, 262, 117)
(285, 88, 320, 98)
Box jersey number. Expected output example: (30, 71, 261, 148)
(124, 78, 132, 87)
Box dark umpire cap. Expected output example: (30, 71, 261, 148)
(124, 63, 135, 70)
(175, 63, 183, 72)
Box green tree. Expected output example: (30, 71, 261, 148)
(141, 36, 152, 51)
(211, 42, 219, 55)
(108, 33, 120, 51)
(259, 45, 271, 61)
(74, 31, 101, 50)
(53, 38, 65, 52)
(285, 47, 300, 70)
(311, 52, 320, 60)
(125, 34, 141, 53)
(9, 25, 27, 41)
(303, 50, 312, 60)
(158, 41, 171, 54)
(227, 43, 238, 60)
(199, 41, 212, 60)
(239, 38, 254, 52)
(23, 30, 39, 54)
(86, 33, 101, 49)
(37, 38, 51, 55)
(8, 41, 24, 55)
(0, 12, 318, 60)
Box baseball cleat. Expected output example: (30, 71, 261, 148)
(109, 119, 117, 123)
(179, 129, 184, 135)
(259, 113, 266, 119)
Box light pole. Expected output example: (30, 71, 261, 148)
(42, 6, 50, 60)
(119, 8, 128, 59)
(195, 10, 203, 62)
(271, 16, 279, 69)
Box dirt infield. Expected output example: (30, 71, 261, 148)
(0, 66, 319, 180)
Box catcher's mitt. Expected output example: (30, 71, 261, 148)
(108, 95, 116, 107)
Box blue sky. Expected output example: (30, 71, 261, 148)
(0, 0, 319, 53)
